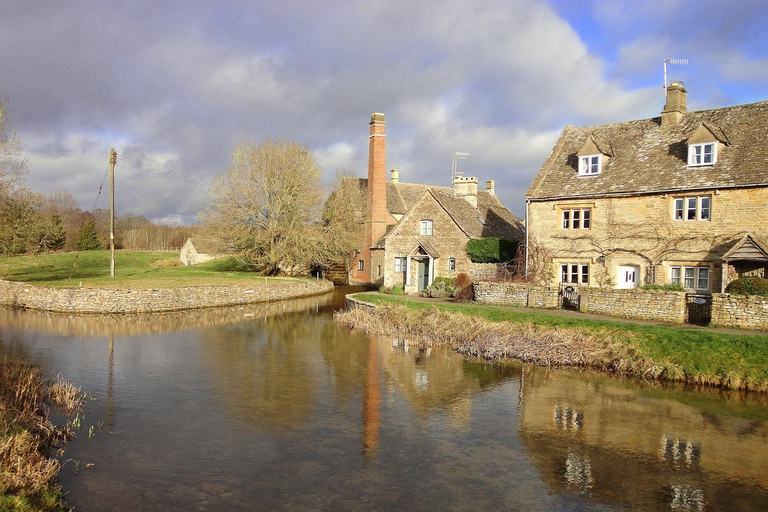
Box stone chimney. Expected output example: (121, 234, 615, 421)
(485, 180, 495, 196)
(390, 169, 399, 183)
(661, 81, 687, 126)
(453, 176, 478, 208)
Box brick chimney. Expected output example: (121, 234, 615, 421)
(661, 81, 687, 126)
(453, 175, 478, 208)
(360, 112, 388, 281)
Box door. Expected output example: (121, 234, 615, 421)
(417, 260, 429, 292)
(617, 265, 639, 289)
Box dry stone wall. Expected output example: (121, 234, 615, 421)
(474, 281, 768, 330)
(0, 279, 334, 314)
(711, 294, 768, 330)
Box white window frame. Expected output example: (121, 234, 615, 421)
(448, 257, 456, 272)
(394, 257, 406, 273)
(560, 263, 589, 285)
(561, 208, 592, 230)
(420, 219, 433, 236)
(358, 259, 364, 271)
(670, 265, 710, 291)
(673, 196, 711, 221)
(578, 155, 602, 176)
(688, 142, 717, 166)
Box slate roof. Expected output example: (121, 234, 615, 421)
(527, 100, 768, 200)
(348, 178, 523, 242)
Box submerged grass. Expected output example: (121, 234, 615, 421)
(1, 357, 85, 512)
(0, 251, 298, 288)
(339, 294, 768, 392)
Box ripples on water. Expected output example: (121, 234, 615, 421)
(0, 288, 766, 511)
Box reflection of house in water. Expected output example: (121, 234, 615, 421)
(360, 333, 519, 458)
(518, 368, 768, 511)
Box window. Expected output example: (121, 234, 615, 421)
(560, 263, 589, 285)
(670, 266, 710, 290)
(448, 257, 456, 272)
(688, 142, 716, 166)
(561, 208, 592, 230)
(673, 196, 711, 221)
(394, 257, 406, 273)
(420, 219, 433, 236)
(578, 155, 602, 176)
(358, 260, 364, 271)
(377, 265, 381, 276)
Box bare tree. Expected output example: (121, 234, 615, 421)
(200, 139, 362, 275)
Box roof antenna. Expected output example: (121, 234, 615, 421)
(664, 57, 688, 97)
(451, 152, 470, 183)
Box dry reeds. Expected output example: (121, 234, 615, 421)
(1, 356, 84, 506)
(335, 305, 766, 391)
(335, 305, 630, 369)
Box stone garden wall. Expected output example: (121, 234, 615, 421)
(473, 281, 768, 330)
(0, 279, 334, 314)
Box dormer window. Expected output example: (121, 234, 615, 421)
(579, 155, 602, 176)
(688, 142, 716, 166)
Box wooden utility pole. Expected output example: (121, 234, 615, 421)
(109, 148, 116, 278)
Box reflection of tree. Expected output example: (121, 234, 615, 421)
(318, 322, 370, 399)
(201, 311, 324, 432)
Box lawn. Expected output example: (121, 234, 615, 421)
(356, 293, 768, 388)
(0, 251, 297, 288)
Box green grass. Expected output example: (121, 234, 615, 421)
(356, 293, 768, 387)
(0, 251, 298, 288)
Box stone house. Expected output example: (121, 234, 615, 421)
(179, 238, 221, 266)
(526, 83, 768, 293)
(348, 113, 522, 292)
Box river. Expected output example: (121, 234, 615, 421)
(0, 287, 766, 511)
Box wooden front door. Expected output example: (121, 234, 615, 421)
(417, 260, 429, 292)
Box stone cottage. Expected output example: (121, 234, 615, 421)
(526, 83, 768, 292)
(348, 113, 523, 292)
(179, 238, 222, 266)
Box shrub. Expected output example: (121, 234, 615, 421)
(378, 286, 392, 294)
(425, 277, 457, 298)
(391, 286, 404, 295)
(453, 273, 473, 301)
(466, 238, 518, 263)
(640, 283, 685, 291)
(726, 276, 768, 295)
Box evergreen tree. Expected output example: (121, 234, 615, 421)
(76, 218, 102, 250)
(45, 214, 66, 251)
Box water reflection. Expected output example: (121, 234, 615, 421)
(519, 366, 768, 511)
(0, 291, 766, 511)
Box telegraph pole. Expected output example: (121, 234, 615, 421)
(109, 148, 116, 278)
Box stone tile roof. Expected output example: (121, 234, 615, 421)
(352, 178, 523, 241)
(527, 100, 768, 200)
(185, 238, 223, 255)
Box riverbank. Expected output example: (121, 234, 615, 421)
(338, 293, 768, 392)
(0, 358, 84, 512)
(0, 278, 334, 314)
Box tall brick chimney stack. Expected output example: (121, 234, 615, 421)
(362, 112, 388, 281)
(661, 81, 687, 126)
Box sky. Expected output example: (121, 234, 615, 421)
(1, 0, 766, 223)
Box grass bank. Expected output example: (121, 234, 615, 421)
(0, 251, 296, 288)
(338, 293, 768, 392)
(1, 357, 84, 512)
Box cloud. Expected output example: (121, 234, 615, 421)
(1, 0, 764, 222)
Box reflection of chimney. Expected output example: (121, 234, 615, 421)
(390, 168, 399, 183)
(486, 179, 495, 196)
(661, 81, 687, 126)
(453, 176, 478, 208)
(362, 335, 380, 459)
